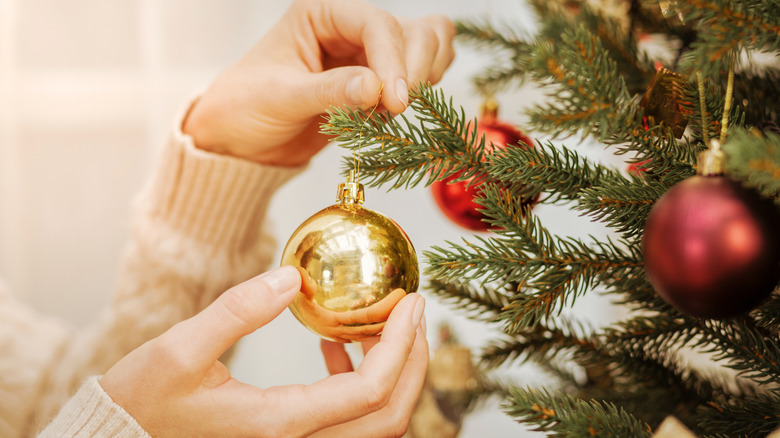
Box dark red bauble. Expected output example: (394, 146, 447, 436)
(642, 175, 780, 318)
(431, 114, 537, 231)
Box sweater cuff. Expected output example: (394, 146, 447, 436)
(140, 107, 305, 252)
(38, 376, 149, 438)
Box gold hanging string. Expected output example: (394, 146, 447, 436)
(696, 71, 710, 145)
(354, 83, 385, 183)
(720, 61, 735, 143)
(697, 59, 736, 147)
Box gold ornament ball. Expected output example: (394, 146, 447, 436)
(281, 171, 419, 342)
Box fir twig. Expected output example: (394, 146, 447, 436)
(504, 387, 653, 437)
(722, 129, 780, 201)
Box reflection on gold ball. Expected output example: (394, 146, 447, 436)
(281, 175, 418, 342)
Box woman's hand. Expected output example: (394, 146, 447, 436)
(99, 265, 428, 438)
(182, 0, 455, 166)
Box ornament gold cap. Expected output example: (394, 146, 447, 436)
(337, 170, 365, 204)
(480, 96, 499, 118)
(697, 139, 726, 176)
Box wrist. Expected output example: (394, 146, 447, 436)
(181, 98, 231, 158)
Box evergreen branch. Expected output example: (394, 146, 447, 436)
(733, 68, 780, 126)
(472, 63, 528, 96)
(605, 273, 678, 314)
(678, 0, 780, 75)
(575, 178, 667, 238)
(754, 291, 780, 331)
(722, 129, 780, 201)
(486, 141, 624, 205)
(520, 25, 639, 142)
(436, 192, 644, 331)
(423, 235, 535, 287)
(576, 347, 716, 432)
(457, 373, 514, 418)
(695, 391, 780, 436)
(324, 84, 525, 191)
(425, 279, 510, 322)
(603, 315, 700, 352)
(455, 19, 531, 54)
(503, 387, 653, 437)
(532, 0, 654, 94)
(697, 318, 780, 386)
(455, 20, 535, 93)
(480, 319, 595, 369)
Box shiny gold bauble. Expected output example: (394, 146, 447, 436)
(281, 171, 419, 342)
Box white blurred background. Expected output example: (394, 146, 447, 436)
(0, 0, 626, 435)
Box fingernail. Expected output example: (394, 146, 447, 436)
(262, 266, 300, 294)
(395, 78, 408, 108)
(347, 75, 363, 105)
(411, 295, 425, 327)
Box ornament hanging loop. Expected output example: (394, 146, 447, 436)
(352, 83, 385, 184)
(337, 169, 365, 205)
(697, 139, 726, 176)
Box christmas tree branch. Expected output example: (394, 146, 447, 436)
(324, 85, 499, 190)
(519, 25, 639, 143)
(503, 387, 653, 437)
(486, 141, 623, 205)
(480, 319, 595, 369)
(695, 391, 780, 436)
(605, 274, 677, 314)
(733, 69, 780, 126)
(575, 178, 667, 238)
(722, 129, 780, 202)
(603, 315, 700, 352)
(426, 200, 643, 331)
(426, 279, 510, 322)
(697, 318, 780, 387)
(754, 292, 780, 330)
(678, 0, 780, 75)
(455, 20, 533, 93)
(575, 346, 718, 433)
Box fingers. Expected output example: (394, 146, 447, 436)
(321, 340, 354, 375)
(226, 294, 425, 435)
(303, 0, 455, 114)
(166, 265, 302, 371)
(334, 289, 407, 325)
(298, 66, 383, 117)
(312, 322, 429, 438)
(416, 15, 457, 85)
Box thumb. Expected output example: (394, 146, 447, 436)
(299, 66, 383, 116)
(171, 265, 301, 370)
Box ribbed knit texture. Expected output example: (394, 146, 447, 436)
(0, 101, 304, 437)
(38, 377, 149, 438)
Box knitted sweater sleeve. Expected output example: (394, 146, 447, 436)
(0, 106, 303, 436)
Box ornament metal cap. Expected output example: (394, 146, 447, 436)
(697, 139, 726, 176)
(337, 169, 365, 204)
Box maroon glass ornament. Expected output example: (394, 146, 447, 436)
(642, 141, 780, 318)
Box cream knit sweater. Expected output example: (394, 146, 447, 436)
(0, 111, 302, 437)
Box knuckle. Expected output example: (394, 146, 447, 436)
(217, 285, 263, 328)
(428, 14, 456, 40)
(152, 330, 194, 373)
(380, 410, 412, 438)
(377, 11, 403, 36)
(315, 79, 339, 108)
(362, 379, 392, 411)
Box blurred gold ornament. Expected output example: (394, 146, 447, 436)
(407, 324, 479, 438)
(640, 67, 692, 138)
(281, 170, 419, 342)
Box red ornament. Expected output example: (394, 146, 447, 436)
(431, 100, 537, 231)
(628, 159, 650, 176)
(642, 144, 780, 318)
